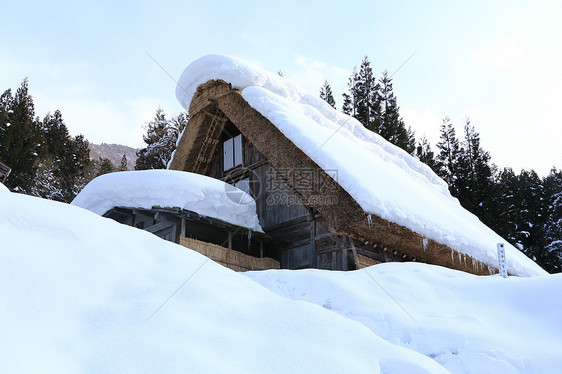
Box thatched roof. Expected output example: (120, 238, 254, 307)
(169, 55, 546, 277)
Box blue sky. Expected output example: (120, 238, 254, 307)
(2, 0, 561, 175)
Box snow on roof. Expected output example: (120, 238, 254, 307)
(71, 170, 263, 232)
(175, 54, 546, 277)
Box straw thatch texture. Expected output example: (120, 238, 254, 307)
(172, 80, 500, 276)
(355, 253, 381, 269)
(179, 236, 280, 271)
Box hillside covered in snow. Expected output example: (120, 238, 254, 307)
(1, 188, 446, 373)
(247, 265, 562, 373)
(1, 186, 561, 373)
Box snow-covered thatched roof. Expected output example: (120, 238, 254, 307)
(71, 170, 263, 232)
(171, 55, 545, 277)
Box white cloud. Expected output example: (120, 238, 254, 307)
(468, 38, 525, 71)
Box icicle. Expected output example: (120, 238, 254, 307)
(463, 254, 467, 267)
(458, 253, 462, 264)
(367, 214, 373, 228)
(451, 250, 455, 264)
(247, 230, 252, 249)
(422, 238, 428, 252)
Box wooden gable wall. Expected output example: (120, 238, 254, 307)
(201, 120, 410, 270)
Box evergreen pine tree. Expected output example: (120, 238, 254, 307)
(118, 154, 128, 171)
(461, 119, 493, 222)
(541, 168, 562, 272)
(96, 157, 115, 176)
(319, 80, 336, 109)
(515, 170, 548, 262)
(342, 68, 360, 117)
(378, 71, 415, 153)
(416, 136, 439, 172)
(32, 110, 92, 202)
(135, 109, 188, 170)
(436, 117, 461, 194)
(355, 57, 378, 129)
(68, 134, 92, 197)
(492, 167, 520, 242)
(341, 93, 353, 115)
(0, 79, 41, 192)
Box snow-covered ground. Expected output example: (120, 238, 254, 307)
(247, 265, 562, 373)
(1, 189, 561, 372)
(71, 170, 263, 232)
(174, 55, 545, 277)
(1, 190, 449, 373)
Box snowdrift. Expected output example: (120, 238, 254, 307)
(174, 54, 545, 277)
(247, 265, 562, 373)
(71, 170, 263, 232)
(0, 190, 446, 373)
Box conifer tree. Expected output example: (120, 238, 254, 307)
(378, 71, 415, 153)
(341, 93, 353, 115)
(96, 157, 115, 176)
(0, 79, 42, 192)
(135, 108, 188, 170)
(342, 68, 360, 117)
(68, 134, 92, 196)
(540, 168, 562, 272)
(32, 111, 92, 202)
(354, 57, 379, 129)
(319, 80, 336, 109)
(118, 154, 128, 171)
(460, 119, 493, 221)
(436, 117, 461, 194)
(416, 136, 439, 172)
(492, 167, 520, 242)
(514, 170, 548, 261)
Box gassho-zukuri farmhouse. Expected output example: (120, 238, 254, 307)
(72, 55, 546, 277)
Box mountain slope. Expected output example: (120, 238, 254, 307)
(89, 143, 138, 170)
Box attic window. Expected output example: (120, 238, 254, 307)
(223, 134, 242, 171)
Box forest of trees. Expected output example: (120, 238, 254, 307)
(319, 56, 562, 273)
(1, 66, 561, 273)
(0, 80, 130, 202)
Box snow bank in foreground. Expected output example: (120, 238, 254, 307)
(0, 183, 8, 192)
(0, 191, 447, 373)
(247, 265, 562, 373)
(71, 170, 262, 232)
(175, 55, 545, 277)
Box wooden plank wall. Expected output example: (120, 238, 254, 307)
(199, 126, 408, 271)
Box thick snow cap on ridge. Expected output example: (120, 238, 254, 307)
(175, 54, 546, 277)
(71, 170, 263, 232)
